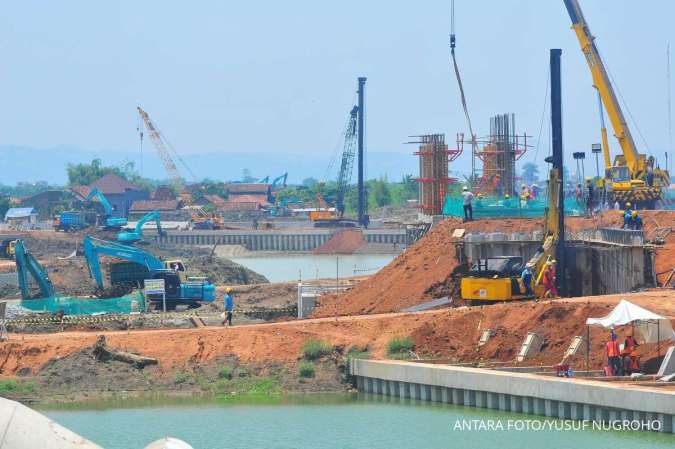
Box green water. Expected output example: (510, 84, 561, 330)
(41, 395, 674, 449)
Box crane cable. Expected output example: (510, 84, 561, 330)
(450, 0, 477, 154)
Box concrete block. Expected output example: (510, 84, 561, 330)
(464, 390, 476, 407)
(522, 397, 533, 415)
(499, 394, 508, 411)
(559, 401, 571, 419)
(399, 381, 407, 399)
(0, 397, 102, 449)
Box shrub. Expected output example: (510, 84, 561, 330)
(0, 379, 34, 393)
(174, 371, 191, 384)
(386, 336, 414, 356)
(298, 362, 316, 378)
(218, 365, 233, 380)
(301, 339, 333, 361)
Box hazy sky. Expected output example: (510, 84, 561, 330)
(1, 0, 674, 175)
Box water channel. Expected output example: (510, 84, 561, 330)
(41, 394, 675, 449)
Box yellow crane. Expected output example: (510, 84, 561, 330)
(563, 0, 670, 208)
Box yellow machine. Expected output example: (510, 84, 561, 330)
(461, 150, 562, 302)
(564, 0, 670, 208)
(1, 239, 17, 260)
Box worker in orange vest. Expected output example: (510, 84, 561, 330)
(624, 334, 639, 352)
(542, 260, 559, 298)
(605, 333, 622, 376)
(622, 350, 642, 376)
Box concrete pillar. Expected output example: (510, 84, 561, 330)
(429, 386, 438, 402)
(399, 382, 407, 399)
(544, 400, 556, 417)
(559, 401, 571, 420)
(441, 388, 450, 404)
(464, 390, 475, 407)
(570, 403, 582, 420)
(476, 391, 487, 408)
(510, 396, 522, 413)
(522, 397, 533, 415)
(608, 410, 619, 422)
(533, 398, 545, 416)
(583, 404, 593, 421)
(498, 394, 508, 411)
(452, 389, 463, 405)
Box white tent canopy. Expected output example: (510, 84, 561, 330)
(586, 299, 675, 343)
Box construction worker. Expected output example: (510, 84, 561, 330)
(605, 333, 622, 376)
(520, 184, 530, 208)
(222, 287, 234, 326)
(622, 207, 632, 229)
(628, 210, 643, 230)
(461, 186, 474, 222)
(542, 260, 559, 298)
(624, 334, 639, 352)
(521, 263, 534, 296)
(623, 350, 642, 376)
(585, 179, 594, 215)
(502, 193, 512, 208)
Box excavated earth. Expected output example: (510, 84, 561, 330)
(0, 290, 672, 402)
(0, 230, 268, 300)
(313, 211, 675, 317)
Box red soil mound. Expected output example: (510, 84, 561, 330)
(313, 229, 365, 254)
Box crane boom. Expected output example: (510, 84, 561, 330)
(563, 0, 639, 172)
(336, 106, 359, 216)
(136, 107, 185, 191)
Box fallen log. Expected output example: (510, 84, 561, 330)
(92, 335, 158, 369)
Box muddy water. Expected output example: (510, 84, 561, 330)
(41, 395, 674, 449)
(230, 254, 396, 282)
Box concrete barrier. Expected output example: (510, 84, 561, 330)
(351, 359, 675, 433)
(157, 229, 407, 251)
(0, 397, 102, 448)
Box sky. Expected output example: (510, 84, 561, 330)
(1, 0, 674, 177)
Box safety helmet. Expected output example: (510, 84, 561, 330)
(522, 184, 527, 188)
(504, 194, 510, 199)
(551, 260, 557, 264)
(225, 287, 232, 293)
(625, 202, 631, 208)
(462, 186, 468, 191)
(631, 210, 637, 217)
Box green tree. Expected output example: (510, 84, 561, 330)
(369, 177, 391, 208)
(521, 162, 540, 185)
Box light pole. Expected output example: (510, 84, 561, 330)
(591, 144, 602, 178)
(573, 152, 585, 186)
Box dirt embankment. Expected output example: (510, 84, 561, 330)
(0, 291, 672, 402)
(312, 211, 675, 317)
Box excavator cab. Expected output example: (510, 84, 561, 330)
(461, 256, 525, 302)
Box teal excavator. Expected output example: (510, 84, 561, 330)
(14, 240, 55, 300)
(117, 210, 165, 244)
(85, 187, 128, 230)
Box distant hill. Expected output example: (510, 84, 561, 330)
(0, 145, 420, 185)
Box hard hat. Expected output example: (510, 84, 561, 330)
(631, 210, 637, 217)
(625, 202, 631, 207)
(462, 186, 468, 191)
(551, 259, 557, 264)
(504, 194, 510, 199)
(522, 184, 527, 188)
(225, 287, 232, 293)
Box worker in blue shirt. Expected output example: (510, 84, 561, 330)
(521, 263, 534, 296)
(222, 287, 234, 326)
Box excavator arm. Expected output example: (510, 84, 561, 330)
(117, 210, 164, 244)
(85, 187, 114, 216)
(83, 235, 164, 289)
(14, 240, 55, 300)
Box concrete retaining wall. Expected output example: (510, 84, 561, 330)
(156, 229, 406, 251)
(351, 359, 675, 433)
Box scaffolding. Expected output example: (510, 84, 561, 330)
(409, 134, 460, 216)
(458, 113, 527, 197)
